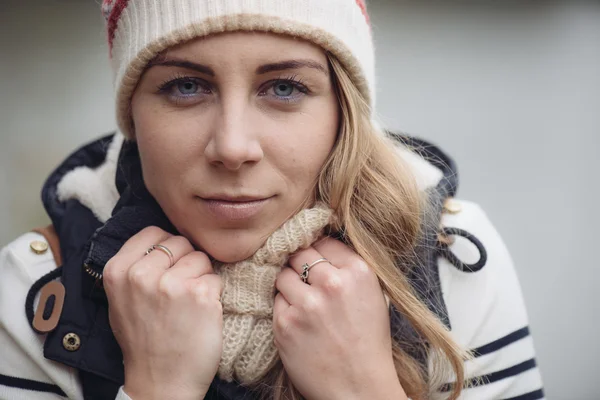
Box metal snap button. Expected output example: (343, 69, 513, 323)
(443, 199, 462, 214)
(30, 240, 49, 255)
(62, 333, 81, 351)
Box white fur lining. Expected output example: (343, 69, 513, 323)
(56, 133, 124, 223)
(55, 132, 442, 223)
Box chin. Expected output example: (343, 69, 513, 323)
(195, 233, 267, 264)
(208, 247, 257, 264)
(179, 211, 285, 264)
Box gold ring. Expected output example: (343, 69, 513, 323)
(300, 258, 329, 284)
(145, 244, 175, 268)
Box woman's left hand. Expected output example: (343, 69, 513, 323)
(273, 237, 408, 400)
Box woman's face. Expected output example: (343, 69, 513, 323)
(131, 32, 339, 263)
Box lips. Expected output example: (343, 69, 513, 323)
(203, 195, 269, 202)
(199, 195, 273, 221)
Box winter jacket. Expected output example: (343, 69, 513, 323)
(0, 132, 544, 399)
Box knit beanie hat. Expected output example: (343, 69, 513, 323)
(101, 0, 375, 139)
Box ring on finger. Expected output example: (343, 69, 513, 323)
(145, 244, 175, 268)
(300, 258, 329, 284)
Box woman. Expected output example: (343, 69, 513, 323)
(0, 1, 544, 399)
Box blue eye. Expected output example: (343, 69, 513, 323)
(263, 79, 309, 103)
(177, 80, 199, 95)
(273, 82, 295, 97)
(157, 76, 211, 104)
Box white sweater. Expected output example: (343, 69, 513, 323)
(0, 138, 544, 399)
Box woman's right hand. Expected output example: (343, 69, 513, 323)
(103, 226, 223, 400)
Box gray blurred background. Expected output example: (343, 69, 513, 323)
(1, 0, 598, 398)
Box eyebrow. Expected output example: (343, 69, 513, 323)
(147, 58, 215, 76)
(256, 59, 329, 76)
(146, 58, 328, 77)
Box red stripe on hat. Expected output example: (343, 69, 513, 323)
(355, 0, 370, 24)
(106, 0, 131, 54)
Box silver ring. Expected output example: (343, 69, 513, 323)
(300, 258, 329, 284)
(145, 244, 175, 268)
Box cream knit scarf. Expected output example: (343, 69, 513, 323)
(215, 203, 332, 383)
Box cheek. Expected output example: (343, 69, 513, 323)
(131, 100, 204, 196)
(269, 101, 339, 189)
(297, 99, 339, 165)
(134, 121, 174, 191)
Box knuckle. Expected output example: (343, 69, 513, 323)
(213, 299, 223, 314)
(192, 279, 222, 310)
(103, 273, 117, 290)
(141, 226, 166, 237)
(157, 274, 182, 298)
(213, 275, 223, 293)
(171, 235, 193, 252)
(322, 274, 344, 294)
(299, 294, 320, 314)
(191, 252, 213, 271)
(175, 256, 195, 271)
(192, 280, 210, 300)
(102, 259, 119, 285)
(273, 313, 294, 340)
(127, 265, 149, 287)
(351, 258, 371, 276)
(196, 251, 212, 265)
(196, 274, 221, 294)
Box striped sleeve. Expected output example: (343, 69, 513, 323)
(437, 201, 545, 400)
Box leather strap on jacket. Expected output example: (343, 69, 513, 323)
(32, 224, 63, 267)
(28, 224, 65, 334)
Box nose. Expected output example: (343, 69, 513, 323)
(204, 99, 264, 171)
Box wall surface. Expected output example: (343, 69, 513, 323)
(0, 0, 117, 242)
(369, 2, 599, 399)
(1, 1, 599, 398)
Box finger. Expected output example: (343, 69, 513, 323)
(137, 235, 194, 272)
(313, 237, 367, 271)
(162, 251, 214, 282)
(288, 245, 337, 285)
(314, 238, 378, 288)
(192, 273, 223, 301)
(275, 267, 312, 305)
(126, 235, 195, 286)
(120, 226, 172, 255)
(272, 291, 293, 347)
(106, 226, 172, 276)
(273, 291, 291, 317)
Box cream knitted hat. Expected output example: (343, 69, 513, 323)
(101, 0, 375, 139)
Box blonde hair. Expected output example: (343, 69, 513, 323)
(252, 53, 468, 400)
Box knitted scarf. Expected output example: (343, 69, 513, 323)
(217, 204, 332, 383)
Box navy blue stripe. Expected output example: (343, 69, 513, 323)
(503, 388, 545, 400)
(478, 358, 538, 386)
(472, 327, 531, 357)
(0, 373, 66, 397)
(441, 358, 538, 392)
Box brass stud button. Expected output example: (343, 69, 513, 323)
(62, 333, 81, 351)
(443, 199, 462, 215)
(30, 240, 49, 255)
